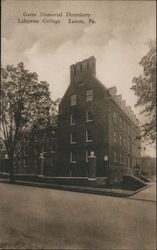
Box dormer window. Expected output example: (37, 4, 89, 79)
(86, 89, 93, 102)
(71, 95, 76, 106)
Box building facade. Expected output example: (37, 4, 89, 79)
(57, 57, 141, 183)
(0, 126, 57, 176)
(0, 57, 141, 184)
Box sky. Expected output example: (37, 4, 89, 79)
(1, 0, 156, 155)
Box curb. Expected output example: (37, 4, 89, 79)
(1, 179, 135, 198)
(128, 183, 152, 197)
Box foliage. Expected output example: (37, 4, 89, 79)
(131, 40, 156, 142)
(0, 62, 56, 181)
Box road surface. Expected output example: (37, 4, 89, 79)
(0, 182, 156, 249)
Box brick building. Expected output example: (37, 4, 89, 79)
(0, 126, 57, 176)
(57, 56, 141, 183)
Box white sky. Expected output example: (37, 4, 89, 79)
(1, 0, 156, 156)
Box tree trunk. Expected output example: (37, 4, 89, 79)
(9, 157, 15, 183)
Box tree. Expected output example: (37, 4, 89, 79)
(0, 62, 56, 182)
(131, 40, 156, 142)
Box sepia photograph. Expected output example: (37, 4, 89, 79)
(0, 0, 156, 249)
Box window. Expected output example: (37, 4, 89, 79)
(71, 95, 76, 106)
(85, 150, 91, 162)
(86, 111, 93, 122)
(113, 151, 117, 162)
(123, 137, 126, 147)
(78, 81, 85, 87)
(51, 143, 55, 153)
(51, 159, 55, 168)
(70, 114, 76, 125)
(128, 140, 130, 150)
(23, 136, 27, 143)
(34, 146, 38, 155)
(34, 134, 37, 142)
(120, 134, 122, 145)
(120, 117, 122, 127)
(119, 153, 122, 163)
(24, 159, 29, 168)
(24, 146, 28, 156)
(113, 111, 116, 123)
(43, 144, 47, 153)
(34, 159, 38, 167)
(86, 129, 93, 142)
(128, 125, 131, 135)
(124, 121, 126, 130)
(70, 152, 77, 163)
(114, 131, 117, 143)
(70, 132, 77, 144)
(86, 89, 93, 102)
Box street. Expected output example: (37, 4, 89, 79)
(0, 182, 156, 249)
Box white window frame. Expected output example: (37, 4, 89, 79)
(43, 144, 47, 153)
(113, 131, 117, 143)
(34, 159, 38, 167)
(71, 95, 76, 106)
(113, 151, 117, 162)
(70, 114, 76, 125)
(85, 150, 90, 162)
(70, 152, 77, 163)
(70, 133, 77, 144)
(34, 146, 38, 155)
(24, 159, 28, 168)
(86, 111, 93, 122)
(86, 130, 93, 142)
(86, 89, 93, 102)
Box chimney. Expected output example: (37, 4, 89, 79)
(70, 56, 96, 83)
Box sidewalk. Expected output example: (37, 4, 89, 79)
(0, 178, 151, 198)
